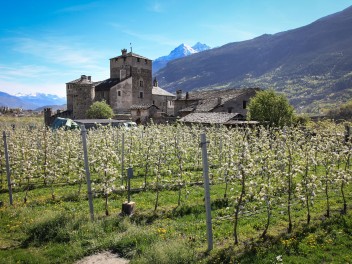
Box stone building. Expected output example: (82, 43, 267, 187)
(65, 49, 174, 119)
(151, 78, 175, 115)
(174, 88, 260, 118)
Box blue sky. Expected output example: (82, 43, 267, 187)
(1, 0, 351, 97)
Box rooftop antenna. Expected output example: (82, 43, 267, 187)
(130, 43, 132, 53)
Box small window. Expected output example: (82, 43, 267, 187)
(118, 91, 121, 96)
(139, 80, 144, 87)
(137, 58, 140, 62)
(152, 100, 155, 104)
(228, 107, 233, 113)
(123, 57, 126, 62)
(139, 91, 144, 98)
(145, 59, 148, 64)
(243, 101, 247, 109)
(137, 109, 141, 116)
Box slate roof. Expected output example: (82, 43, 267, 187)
(95, 78, 121, 91)
(110, 52, 150, 60)
(194, 98, 220, 112)
(152, 86, 175, 97)
(177, 88, 260, 113)
(66, 77, 92, 85)
(179, 112, 243, 124)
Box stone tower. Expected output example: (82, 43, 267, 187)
(66, 75, 95, 119)
(109, 49, 153, 113)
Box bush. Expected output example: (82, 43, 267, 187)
(247, 89, 294, 127)
(86, 100, 114, 119)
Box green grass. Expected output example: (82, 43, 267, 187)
(207, 212, 352, 264)
(0, 178, 351, 263)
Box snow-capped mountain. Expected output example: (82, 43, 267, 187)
(0, 91, 66, 110)
(16, 93, 66, 107)
(192, 42, 211, 52)
(0, 91, 37, 109)
(153, 42, 210, 74)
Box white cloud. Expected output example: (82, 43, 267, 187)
(0, 65, 57, 79)
(12, 37, 103, 67)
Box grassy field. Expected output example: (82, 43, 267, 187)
(0, 116, 351, 263)
(0, 180, 351, 263)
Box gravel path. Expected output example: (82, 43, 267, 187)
(75, 251, 129, 264)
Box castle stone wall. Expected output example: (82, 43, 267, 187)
(71, 83, 95, 119)
(110, 53, 152, 79)
(110, 78, 133, 113)
(131, 68, 152, 106)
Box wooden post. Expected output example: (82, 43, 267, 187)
(200, 133, 213, 252)
(80, 125, 94, 221)
(3, 131, 13, 205)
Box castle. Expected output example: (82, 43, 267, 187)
(44, 48, 259, 126)
(65, 48, 175, 120)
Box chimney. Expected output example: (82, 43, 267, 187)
(121, 48, 127, 56)
(186, 92, 189, 100)
(81, 75, 87, 80)
(88, 76, 91, 82)
(176, 90, 182, 100)
(153, 77, 158, 87)
(217, 97, 222, 105)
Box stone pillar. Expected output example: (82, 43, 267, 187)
(44, 108, 52, 126)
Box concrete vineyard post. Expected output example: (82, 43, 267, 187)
(200, 133, 213, 252)
(80, 125, 94, 221)
(121, 133, 125, 185)
(2, 131, 13, 205)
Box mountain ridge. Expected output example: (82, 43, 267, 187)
(155, 6, 352, 113)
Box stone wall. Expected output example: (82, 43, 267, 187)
(152, 94, 175, 115)
(95, 90, 110, 105)
(110, 52, 152, 79)
(174, 99, 199, 117)
(44, 108, 72, 126)
(110, 78, 133, 113)
(71, 83, 95, 119)
(213, 90, 257, 116)
(131, 68, 152, 106)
